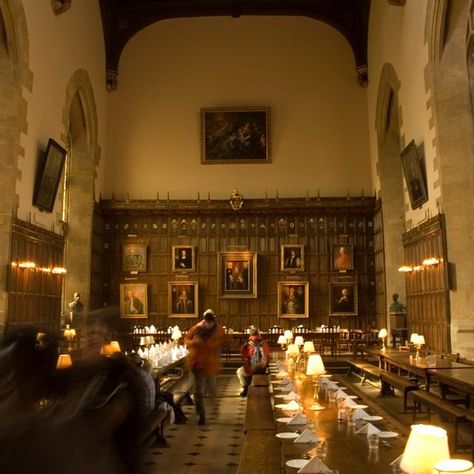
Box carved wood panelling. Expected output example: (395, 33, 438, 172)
(374, 202, 386, 328)
(7, 219, 65, 335)
(96, 197, 377, 333)
(402, 214, 449, 353)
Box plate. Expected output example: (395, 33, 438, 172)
(274, 394, 287, 398)
(350, 404, 368, 409)
(277, 417, 292, 423)
(275, 403, 295, 409)
(378, 431, 399, 438)
(276, 432, 300, 439)
(346, 395, 358, 399)
(361, 415, 383, 422)
(286, 459, 309, 469)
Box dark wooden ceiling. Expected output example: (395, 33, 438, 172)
(98, 0, 371, 90)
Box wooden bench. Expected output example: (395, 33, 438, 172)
(379, 371, 419, 412)
(346, 358, 381, 385)
(409, 390, 468, 452)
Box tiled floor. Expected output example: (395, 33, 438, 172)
(142, 373, 246, 474)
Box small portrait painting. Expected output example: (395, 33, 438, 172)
(120, 283, 148, 319)
(122, 243, 147, 273)
(278, 281, 309, 318)
(169, 282, 198, 318)
(332, 244, 354, 271)
(281, 245, 305, 272)
(218, 251, 257, 299)
(172, 246, 195, 272)
(329, 282, 358, 316)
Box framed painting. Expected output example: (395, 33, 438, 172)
(120, 283, 148, 319)
(201, 106, 271, 164)
(168, 281, 198, 318)
(332, 244, 354, 271)
(400, 139, 428, 210)
(281, 244, 305, 272)
(172, 245, 195, 272)
(122, 243, 147, 273)
(329, 282, 358, 316)
(218, 251, 257, 298)
(278, 281, 309, 318)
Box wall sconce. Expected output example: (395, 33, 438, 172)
(399, 257, 440, 273)
(422, 257, 440, 266)
(378, 328, 388, 351)
(400, 424, 449, 474)
(432, 459, 474, 473)
(398, 265, 413, 273)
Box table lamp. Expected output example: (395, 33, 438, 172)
(303, 341, 315, 354)
(306, 354, 326, 411)
(432, 459, 474, 473)
(413, 334, 425, 358)
(378, 328, 388, 351)
(171, 325, 182, 344)
(278, 334, 287, 349)
(56, 353, 73, 370)
(284, 329, 294, 344)
(63, 324, 76, 352)
(110, 340, 121, 352)
(400, 424, 449, 474)
(286, 343, 300, 378)
(294, 335, 304, 347)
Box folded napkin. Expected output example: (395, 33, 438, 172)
(280, 378, 290, 386)
(281, 384, 293, 392)
(351, 408, 369, 420)
(355, 422, 381, 435)
(297, 456, 332, 473)
(287, 413, 308, 425)
(294, 428, 318, 444)
(284, 391, 298, 400)
(319, 377, 330, 385)
(344, 397, 357, 407)
(327, 382, 339, 390)
(276, 371, 289, 378)
(335, 389, 348, 399)
(284, 400, 301, 411)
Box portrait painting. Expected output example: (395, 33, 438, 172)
(281, 245, 305, 272)
(218, 251, 257, 298)
(122, 243, 147, 273)
(329, 282, 358, 316)
(278, 281, 309, 318)
(201, 107, 271, 164)
(168, 281, 198, 318)
(120, 283, 148, 319)
(332, 244, 354, 271)
(172, 245, 195, 272)
(400, 139, 428, 210)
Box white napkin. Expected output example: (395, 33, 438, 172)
(287, 413, 308, 425)
(327, 382, 339, 390)
(284, 400, 301, 411)
(355, 422, 381, 435)
(281, 384, 293, 392)
(297, 456, 332, 473)
(294, 428, 318, 444)
(319, 377, 330, 385)
(351, 408, 369, 420)
(344, 397, 357, 407)
(284, 391, 298, 400)
(335, 389, 348, 398)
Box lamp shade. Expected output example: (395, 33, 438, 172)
(306, 354, 325, 376)
(400, 424, 450, 474)
(410, 333, 419, 343)
(277, 335, 287, 345)
(432, 459, 474, 473)
(378, 328, 388, 338)
(414, 334, 426, 345)
(294, 336, 304, 346)
(286, 343, 300, 356)
(110, 340, 121, 352)
(171, 326, 182, 340)
(303, 341, 316, 353)
(284, 329, 293, 341)
(56, 353, 72, 370)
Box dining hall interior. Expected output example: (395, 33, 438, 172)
(3, 0, 474, 473)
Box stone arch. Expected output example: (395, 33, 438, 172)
(426, 0, 474, 357)
(61, 69, 100, 323)
(374, 63, 406, 329)
(0, 0, 31, 336)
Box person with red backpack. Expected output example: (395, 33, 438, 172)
(236, 327, 270, 397)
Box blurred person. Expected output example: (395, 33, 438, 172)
(184, 309, 224, 425)
(236, 328, 270, 397)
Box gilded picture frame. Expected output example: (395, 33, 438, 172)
(329, 282, 358, 316)
(281, 244, 305, 272)
(168, 281, 198, 318)
(400, 139, 428, 210)
(201, 106, 271, 164)
(278, 281, 309, 318)
(120, 283, 148, 319)
(218, 251, 257, 298)
(331, 244, 354, 271)
(122, 243, 147, 273)
(172, 245, 195, 272)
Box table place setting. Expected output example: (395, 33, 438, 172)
(294, 428, 319, 444)
(288, 412, 309, 426)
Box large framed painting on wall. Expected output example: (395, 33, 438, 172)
(120, 283, 148, 319)
(400, 139, 428, 210)
(332, 244, 354, 271)
(281, 244, 305, 272)
(201, 106, 271, 164)
(172, 245, 195, 272)
(218, 251, 257, 298)
(278, 281, 309, 318)
(329, 282, 358, 316)
(168, 281, 198, 318)
(122, 243, 147, 273)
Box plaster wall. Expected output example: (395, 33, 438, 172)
(105, 16, 372, 200)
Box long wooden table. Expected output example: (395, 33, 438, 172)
(274, 377, 405, 473)
(428, 368, 474, 406)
